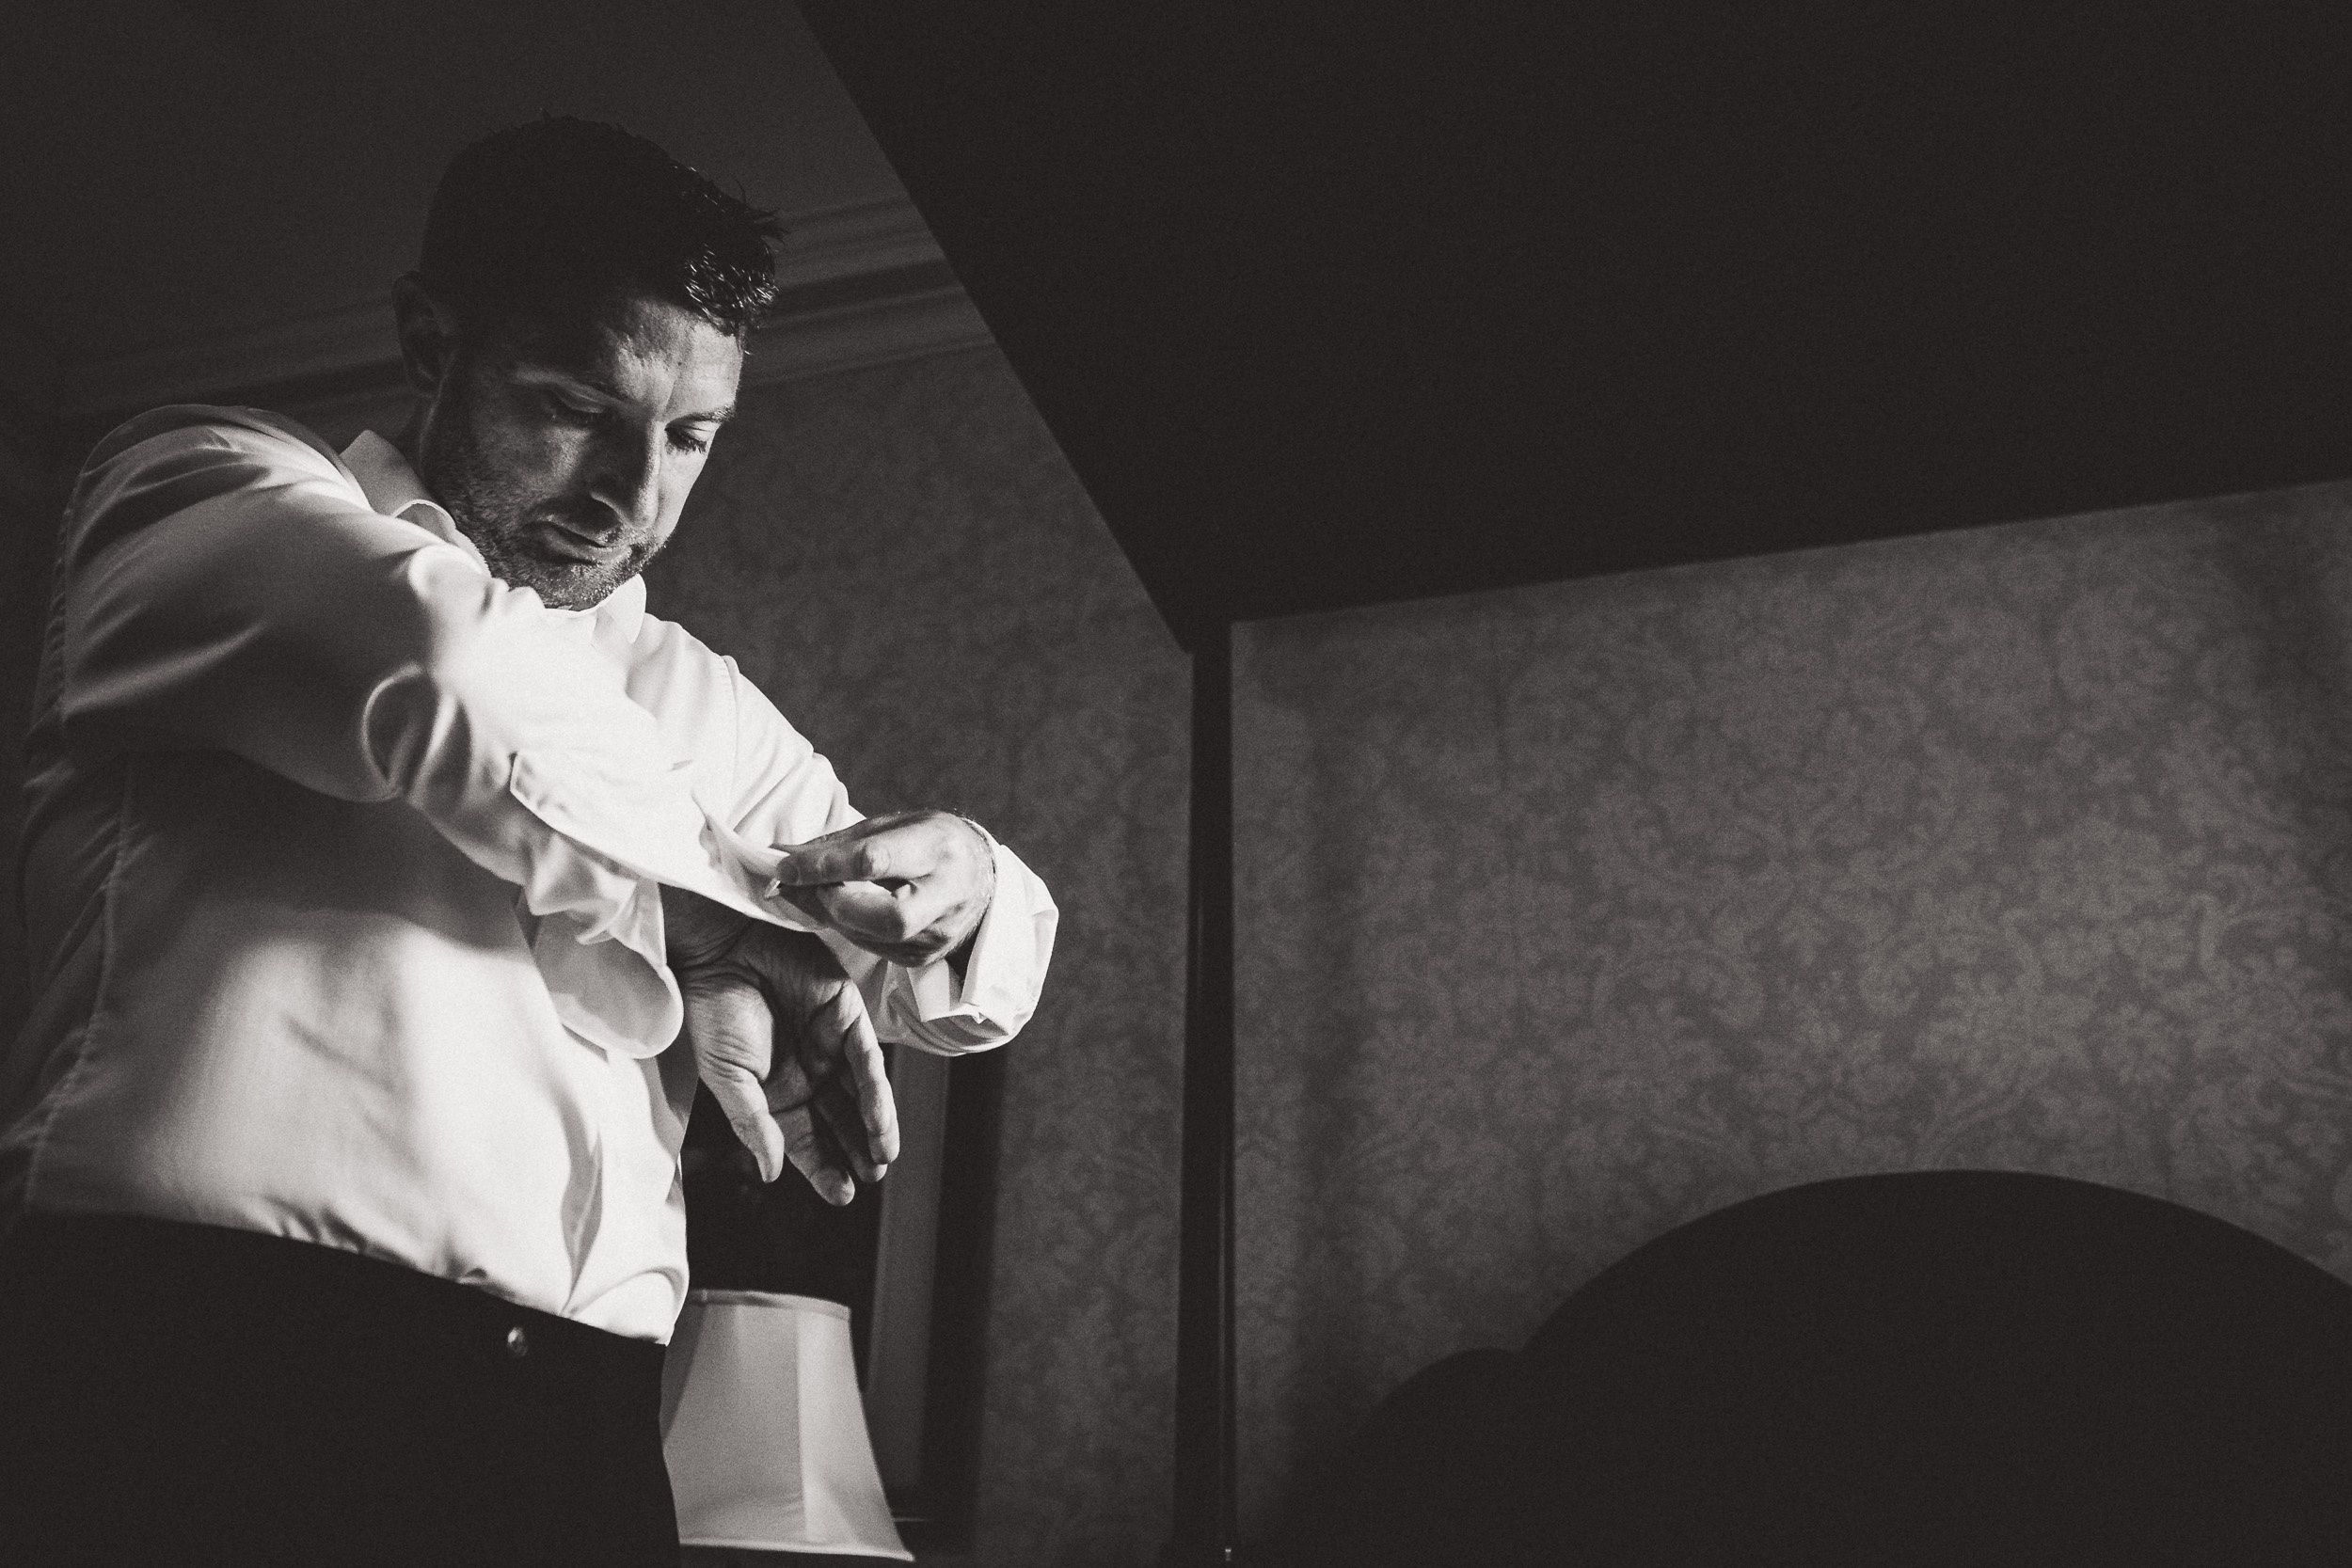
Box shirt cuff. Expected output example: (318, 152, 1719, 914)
(501, 755, 819, 1056)
(531, 883, 681, 1059)
(892, 837, 1057, 1055)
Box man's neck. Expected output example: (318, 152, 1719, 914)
(390, 408, 428, 483)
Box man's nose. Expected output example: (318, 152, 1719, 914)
(587, 428, 662, 534)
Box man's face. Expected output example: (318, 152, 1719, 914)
(416, 293, 744, 610)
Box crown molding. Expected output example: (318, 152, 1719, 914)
(53, 198, 989, 423)
(743, 270, 990, 388)
(771, 196, 947, 293)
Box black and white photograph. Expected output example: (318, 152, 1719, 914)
(9, 3, 2352, 1564)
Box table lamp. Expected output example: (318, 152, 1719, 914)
(660, 1290, 914, 1560)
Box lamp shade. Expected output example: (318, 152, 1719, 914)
(660, 1290, 914, 1559)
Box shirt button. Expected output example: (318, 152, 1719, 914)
(505, 1325, 531, 1359)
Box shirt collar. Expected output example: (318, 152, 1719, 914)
(339, 430, 646, 637)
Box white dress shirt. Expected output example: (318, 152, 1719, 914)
(2, 405, 1056, 1340)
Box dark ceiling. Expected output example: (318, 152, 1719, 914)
(802, 2, 2352, 645)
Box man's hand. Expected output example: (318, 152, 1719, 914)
(663, 887, 898, 1205)
(766, 810, 996, 970)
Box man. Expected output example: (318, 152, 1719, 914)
(0, 118, 1055, 1565)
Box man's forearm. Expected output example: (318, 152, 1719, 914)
(61, 416, 786, 947)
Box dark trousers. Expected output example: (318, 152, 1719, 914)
(0, 1213, 680, 1567)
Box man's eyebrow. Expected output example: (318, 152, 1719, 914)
(515, 365, 736, 423)
(512, 364, 624, 401)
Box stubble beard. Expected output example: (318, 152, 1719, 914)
(419, 374, 664, 611)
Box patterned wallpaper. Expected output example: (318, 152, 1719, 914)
(1232, 482, 2352, 1537)
(644, 347, 1191, 1567)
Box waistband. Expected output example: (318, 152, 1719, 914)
(0, 1212, 665, 1408)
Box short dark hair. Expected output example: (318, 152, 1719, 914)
(415, 116, 780, 340)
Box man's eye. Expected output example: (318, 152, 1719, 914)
(545, 394, 600, 425)
(668, 427, 713, 455)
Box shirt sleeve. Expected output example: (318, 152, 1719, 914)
(50, 409, 782, 1056)
(717, 657, 1059, 1057)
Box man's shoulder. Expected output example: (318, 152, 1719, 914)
(59, 405, 372, 575)
(618, 605, 813, 755)
(83, 404, 356, 485)
(621, 601, 738, 689)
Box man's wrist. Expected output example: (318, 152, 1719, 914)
(957, 816, 999, 890)
(660, 883, 752, 969)
(944, 816, 997, 981)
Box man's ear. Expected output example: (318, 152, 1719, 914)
(391, 274, 464, 400)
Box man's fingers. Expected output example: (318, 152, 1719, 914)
(815, 880, 944, 945)
(774, 834, 915, 888)
(765, 879, 834, 928)
(816, 884, 967, 968)
(817, 1087, 888, 1184)
(675, 925, 904, 1204)
(849, 1013, 898, 1167)
(771, 814, 953, 889)
(703, 1063, 787, 1185)
(678, 966, 784, 1182)
(776, 1103, 855, 1207)
(830, 985, 898, 1167)
(786, 978, 896, 1180)
(764, 816, 993, 971)
(765, 876, 946, 957)
(711, 926, 897, 1200)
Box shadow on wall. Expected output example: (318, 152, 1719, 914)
(1233, 480, 2352, 1540)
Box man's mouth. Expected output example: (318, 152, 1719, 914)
(532, 519, 631, 566)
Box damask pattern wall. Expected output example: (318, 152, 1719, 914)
(643, 346, 1191, 1568)
(1232, 482, 2352, 1536)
